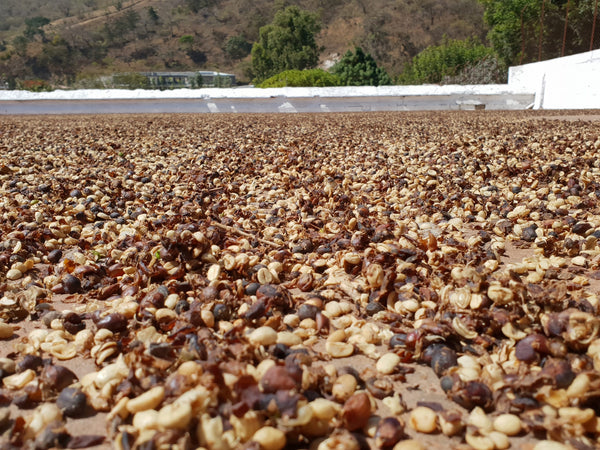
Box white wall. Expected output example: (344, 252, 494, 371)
(0, 85, 534, 114)
(509, 49, 600, 109)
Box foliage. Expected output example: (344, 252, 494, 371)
(24, 16, 50, 40)
(331, 47, 392, 86)
(398, 37, 494, 84)
(179, 34, 194, 47)
(568, 0, 600, 51)
(35, 35, 80, 82)
(76, 36, 107, 64)
(179, 35, 195, 47)
(225, 35, 252, 60)
(478, 0, 598, 65)
(251, 6, 321, 83)
(257, 69, 339, 87)
(112, 72, 149, 89)
(478, 0, 541, 65)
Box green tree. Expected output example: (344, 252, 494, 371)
(398, 37, 494, 84)
(331, 47, 392, 86)
(225, 35, 252, 60)
(478, 0, 540, 65)
(258, 69, 339, 87)
(251, 6, 321, 83)
(24, 16, 50, 41)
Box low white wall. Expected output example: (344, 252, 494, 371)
(509, 49, 600, 109)
(0, 85, 534, 114)
(0, 84, 529, 101)
(0, 93, 535, 115)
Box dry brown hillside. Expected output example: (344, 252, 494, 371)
(0, 0, 486, 84)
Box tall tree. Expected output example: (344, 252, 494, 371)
(251, 6, 321, 83)
(478, 0, 537, 65)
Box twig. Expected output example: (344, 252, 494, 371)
(210, 222, 281, 248)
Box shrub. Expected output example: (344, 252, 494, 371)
(257, 69, 339, 87)
(225, 35, 252, 60)
(179, 35, 194, 47)
(331, 47, 392, 86)
(398, 37, 494, 85)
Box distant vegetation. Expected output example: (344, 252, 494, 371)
(480, 0, 599, 66)
(0, 0, 487, 88)
(251, 6, 321, 83)
(257, 69, 339, 88)
(398, 37, 496, 85)
(331, 47, 392, 86)
(0, 0, 596, 89)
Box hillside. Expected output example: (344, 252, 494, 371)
(0, 0, 487, 85)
